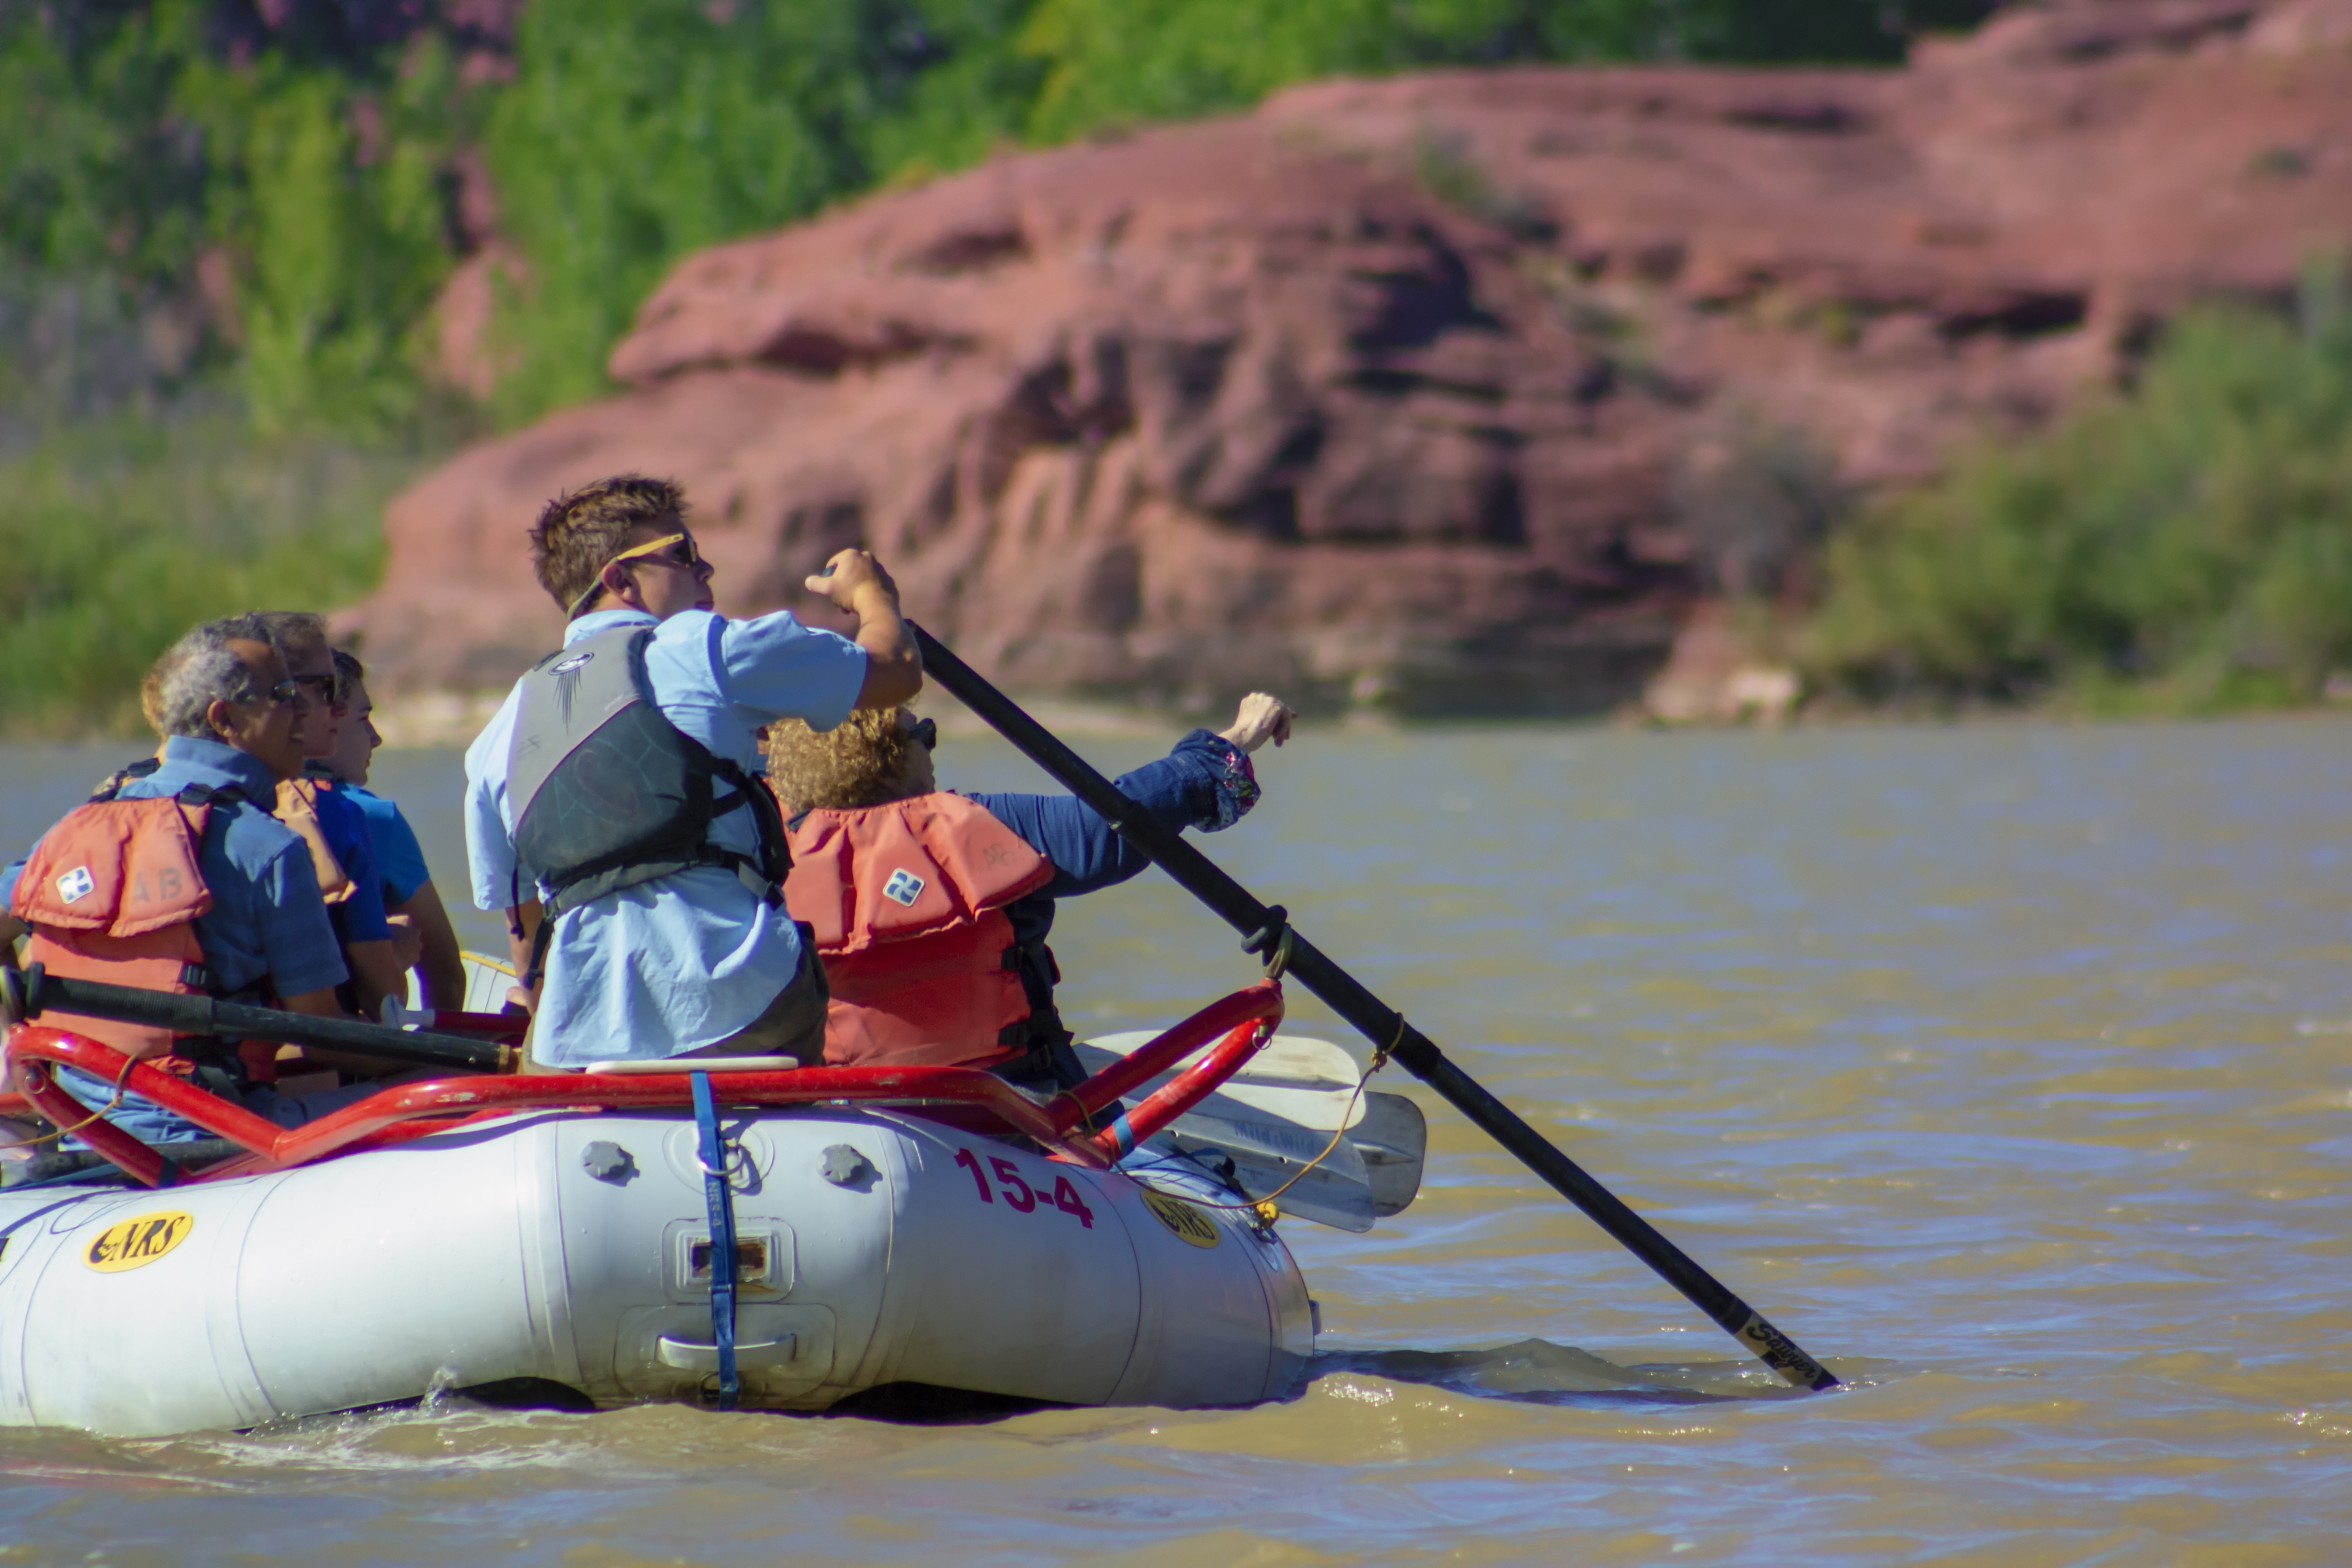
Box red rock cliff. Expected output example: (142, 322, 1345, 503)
(350, 0, 2352, 715)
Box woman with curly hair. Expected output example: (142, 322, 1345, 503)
(767, 694, 1295, 1092)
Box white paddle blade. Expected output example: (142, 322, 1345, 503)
(1166, 1135, 1377, 1233)
(1079, 1031, 1426, 1215)
(1075, 1031, 1407, 1231)
(1356, 1091, 1427, 1216)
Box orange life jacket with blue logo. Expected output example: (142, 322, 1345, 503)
(783, 792, 1055, 1069)
(11, 789, 221, 1065)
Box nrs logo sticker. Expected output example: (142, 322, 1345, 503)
(55, 866, 94, 905)
(84, 1211, 194, 1273)
(551, 651, 595, 674)
(1139, 1189, 1220, 1249)
(881, 869, 926, 907)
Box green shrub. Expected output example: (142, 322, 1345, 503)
(1805, 284, 2352, 711)
(0, 409, 422, 737)
(1019, 0, 1707, 147)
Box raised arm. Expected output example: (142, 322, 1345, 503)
(806, 549, 922, 710)
(971, 695, 1294, 899)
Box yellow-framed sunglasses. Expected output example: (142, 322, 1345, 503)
(568, 532, 706, 618)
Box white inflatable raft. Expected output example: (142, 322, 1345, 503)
(0, 975, 1423, 1436)
(0, 1101, 1310, 1435)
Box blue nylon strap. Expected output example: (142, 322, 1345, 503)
(689, 1071, 739, 1409)
(1107, 1110, 1138, 1160)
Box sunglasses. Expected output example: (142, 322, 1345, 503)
(291, 672, 341, 708)
(247, 678, 304, 709)
(568, 532, 708, 618)
(909, 717, 937, 751)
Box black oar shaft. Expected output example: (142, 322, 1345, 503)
(12, 968, 509, 1074)
(912, 624, 1839, 1391)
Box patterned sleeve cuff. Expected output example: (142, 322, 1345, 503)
(1173, 729, 1260, 831)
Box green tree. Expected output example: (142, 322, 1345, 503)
(0, 0, 207, 288)
(5, 0, 2007, 436)
(175, 28, 476, 433)
(0, 1, 481, 433)
(486, 0, 895, 418)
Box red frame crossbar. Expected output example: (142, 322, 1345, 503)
(2, 981, 1283, 1187)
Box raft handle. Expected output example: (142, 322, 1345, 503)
(658, 1334, 799, 1373)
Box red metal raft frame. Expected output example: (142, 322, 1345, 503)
(0, 981, 1285, 1189)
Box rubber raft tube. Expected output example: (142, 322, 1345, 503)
(0, 1103, 1312, 1435)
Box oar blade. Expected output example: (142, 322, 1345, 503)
(1357, 1090, 1427, 1217)
(1077, 1032, 1396, 1231)
(1082, 1031, 1427, 1217)
(453, 951, 520, 1014)
(1169, 1135, 1377, 1233)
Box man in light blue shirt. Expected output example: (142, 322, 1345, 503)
(464, 474, 922, 1066)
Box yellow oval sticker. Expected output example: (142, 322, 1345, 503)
(83, 1211, 195, 1273)
(1140, 1189, 1219, 1249)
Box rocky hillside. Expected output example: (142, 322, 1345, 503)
(348, 0, 2352, 716)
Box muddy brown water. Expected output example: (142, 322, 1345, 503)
(0, 719, 2346, 1564)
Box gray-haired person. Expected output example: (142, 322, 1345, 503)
(1, 615, 420, 1164)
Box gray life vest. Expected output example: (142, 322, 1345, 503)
(507, 626, 790, 925)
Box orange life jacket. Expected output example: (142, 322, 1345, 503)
(784, 792, 1055, 1068)
(11, 791, 220, 1065)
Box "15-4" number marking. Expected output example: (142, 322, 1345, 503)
(953, 1147, 1095, 1229)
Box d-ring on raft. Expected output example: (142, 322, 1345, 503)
(0, 978, 1370, 1436)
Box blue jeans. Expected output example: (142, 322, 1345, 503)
(55, 1065, 394, 1146)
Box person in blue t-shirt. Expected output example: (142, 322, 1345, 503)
(324, 649, 467, 1010)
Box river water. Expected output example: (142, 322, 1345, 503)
(0, 718, 2345, 1563)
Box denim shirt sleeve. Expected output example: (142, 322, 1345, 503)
(966, 730, 1259, 900)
